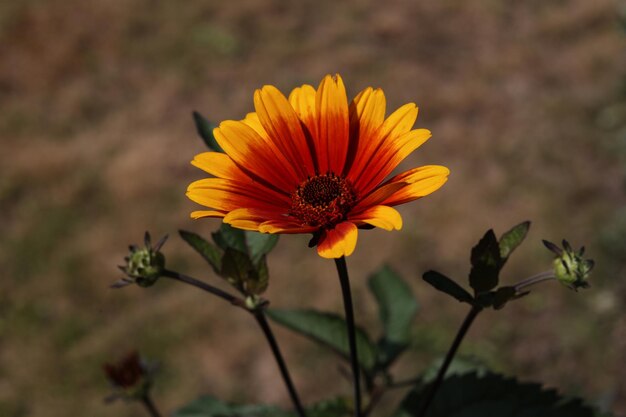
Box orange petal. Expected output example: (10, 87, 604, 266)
(357, 128, 432, 194)
(222, 208, 275, 231)
(349, 205, 402, 231)
(254, 85, 316, 178)
(347, 103, 418, 188)
(190, 210, 226, 219)
(315, 74, 350, 174)
(259, 220, 317, 234)
(381, 166, 450, 206)
(317, 222, 358, 258)
(344, 87, 387, 175)
(191, 152, 289, 203)
(187, 178, 287, 213)
(214, 120, 300, 191)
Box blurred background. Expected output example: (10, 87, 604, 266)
(1, 0, 626, 416)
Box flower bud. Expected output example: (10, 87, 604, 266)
(543, 240, 594, 290)
(114, 232, 167, 288)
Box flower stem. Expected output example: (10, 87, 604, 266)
(334, 257, 362, 417)
(141, 393, 162, 417)
(162, 270, 306, 417)
(513, 270, 556, 292)
(162, 269, 244, 307)
(416, 305, 482, 417)
(254, 311, 307, 417)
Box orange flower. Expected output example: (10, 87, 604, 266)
(187, 74, 449, 258)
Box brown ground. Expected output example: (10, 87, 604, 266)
(1, 0, 626, 416)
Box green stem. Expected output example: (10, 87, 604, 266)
(416, 305, 482, 417)
(334, 257, 362, 417)
(141, 393, 162, 417)
(162, 270, 306, 417)
(513, 271, 556, 292)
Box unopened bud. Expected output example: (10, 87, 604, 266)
(114, 232, 167, 288)
(543, 240, 594, 290)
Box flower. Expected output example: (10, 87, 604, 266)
(187, 74, 449, 258)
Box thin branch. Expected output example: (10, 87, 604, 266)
(334, 257, 362, 417)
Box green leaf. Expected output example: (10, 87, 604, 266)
(245, 255, 269, 295)
(492, 286, 517, 310)
(212, 224, 248, 254)
(368, 265, 418, 365)
(499, 221, 531, 264)
(469, 229, 502, 293)
(178, 230, 222, 274)
(266, 309, 378, 371)
(422, 271, 474, 304)
(220, 248, 266, 294)
(245, 232, 279, 265)
(192, 111, 224, 153)
(393, 371, 600, 417)
(212, 224, 279, 266)
(173, 395, 292, 417)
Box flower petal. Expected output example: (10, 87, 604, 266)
(316, 74, 350, 174)
(289, 84, 319, 173)
(259, 220, 317, 234)
(349, 205, 402, 231)
(254, 85, 316, 178)
(381, 165, 450, 206)
(357, 128, 432, 194)
(191, 151, 291, 203)
(187, 178, 287, 213)
(348, 103, 419, 190)
(190, 210, 226, 220)
(344, 87, 386, 175)
(317, 221, 358, 258)
(214, 120, 300, 191)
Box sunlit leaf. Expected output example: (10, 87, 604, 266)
(499, 221, 530, 265)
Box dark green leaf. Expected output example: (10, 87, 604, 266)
(245, 255, 269, 295)
(212, 224, 248, 254)
(245, 232, 279, 265)
(179, 230, 222, 274)
(420, 356, 489, 383)
(368, 265, 419, 365)
(173, 395, 292, 417)
(422, 270, 474, 304)
(493, 286, 517, 310)
(266, 309, 378, 371)
(499, 221, 530, 264)
(393, 371, 599, 417)
(213, 224, 279, 266)
(192, 111, 224, 153)
(368, 265, 418, 345)
(220, 248, 255, 293)
(469, 229, 501, 293)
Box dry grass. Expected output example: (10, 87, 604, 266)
(1, 0, 625, 416)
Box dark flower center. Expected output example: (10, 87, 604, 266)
(290, 173, 357, 228)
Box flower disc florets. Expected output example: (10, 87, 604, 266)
(290, 173, 357, 228)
